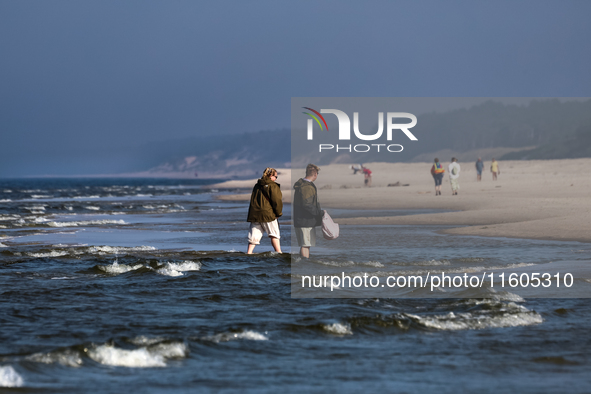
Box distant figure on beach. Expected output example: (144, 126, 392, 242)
(491, 158, 500, 181)
(475, 157, 484, 181)
(246, 167, 283, 254)
(448, 157, 461, 195)
(350, 164, 363, 174)
(362, 167, 372, 187)
(430, 158, 445, 196)
(293, 164, 323, 258)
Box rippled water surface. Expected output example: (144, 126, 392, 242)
(1, 179, 591, 392)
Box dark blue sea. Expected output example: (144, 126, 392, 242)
(1, 178, 590, 393)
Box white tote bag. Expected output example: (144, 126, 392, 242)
(321, 211, 340, 240)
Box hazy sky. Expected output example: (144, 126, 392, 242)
(1, 1, 590, 175)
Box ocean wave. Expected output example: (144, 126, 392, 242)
(155, 266, 184, 277)
(87, 342, 188, 368)
(27, 349, 83, 367)
(0, 243, 7, 248)
(404, 304, 542, 331)
(84, 206, 100, 210)
(87, 245, 157, 254)
(154, 261, 200, 277)
(47, 220, 127, 227)
(98, 262, 144, 274)
(457, 257, 486, 263)
(129, 336, 167, 346)
(0, 365, 24, 387)
(0, 199, 11, 202)
(322, 323, 353, 335)
(316, 260, 356, 268)
(26, 250, 69, 258)
(414, 260, 451, 266)
(25, 205, 46, 211)
(202, 330, 268, 343)
(360, 261, 385, 268)
(0, 215, 21, 221)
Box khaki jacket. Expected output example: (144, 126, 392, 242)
(247, 178, 283, 223)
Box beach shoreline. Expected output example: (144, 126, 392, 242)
(210, 159, 591, 244)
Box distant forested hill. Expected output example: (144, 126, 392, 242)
(501, 120, 591, 160)
(142, 129, 291, 178)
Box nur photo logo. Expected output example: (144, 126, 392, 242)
(302, 107, 418, 153)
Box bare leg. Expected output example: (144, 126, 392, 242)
(270, 237, 282, 253)
(246, 243, 256, 254)
(300, 247, 310, 258)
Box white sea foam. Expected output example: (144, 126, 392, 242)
(27, 251, 69, 258)
(0, 243, 7, 248)
(155, 261, 201, 276)
(98, 262, 143, 274)
(0, 199, 11, 202)
(0, 366, 24, 387)
(31, 194, 51, 199)
(27, 349, 83, 367)
(322, 323, 353, 335)
(405, 306, 543, 331)
(203, 330, 268, 343)
(73, 195, 100, 199)
(129, 336, 166, 346)
(47, 220, 127, 227)
(87, 342, 188, 368)
(360, 261, 385, 268)
(86, 245, 157, 255)
(155, 267, 184, 277)
(164, 261, 202, 271)
(84, 206, 100, 210)
(0, 215, 21, 221)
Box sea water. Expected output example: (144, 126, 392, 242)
(0, 178, 590, 392)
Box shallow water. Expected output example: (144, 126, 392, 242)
(1, 179, 591, 392)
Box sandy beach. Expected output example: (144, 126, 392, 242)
(212, 159, 591, 243)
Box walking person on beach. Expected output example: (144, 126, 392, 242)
(430, 158, 445, 196)
(293, 164, 323, 258)
(350, 164, 363, 175)
(362, 166, 372, 187)
(246, 167, 283, 254)
(448, 157, 461, 195)
(491, 158, 500, 181)
(475, 157, 484, 181)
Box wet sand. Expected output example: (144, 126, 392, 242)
(211, 160, 591, 243)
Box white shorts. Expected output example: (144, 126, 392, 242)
(295, 227, 316, 247)
(248, 220, 280, 245)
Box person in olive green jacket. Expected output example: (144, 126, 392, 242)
(293, 163, 323, 258)
(246, 167, 283, 254)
